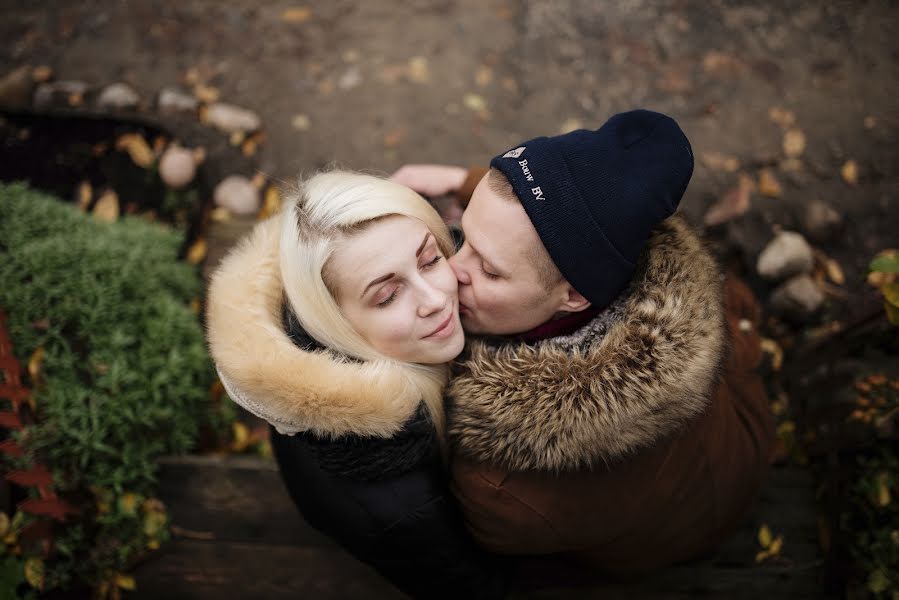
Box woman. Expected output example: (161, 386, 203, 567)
(205, 171, 504, 599)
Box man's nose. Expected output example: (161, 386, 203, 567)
(448, 253, 471, 286)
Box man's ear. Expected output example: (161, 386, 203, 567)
(558, 284, 591, 313)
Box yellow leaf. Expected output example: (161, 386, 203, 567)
(0, 513, 8, 537)
(754, 549, 769, 563)
(115, 133, 155, 168)
(281, 7, 312, 23)
(231, 421, 250, 452)
(782, 128, 806, 158)
(186, 238, 207, 265)
(757, 169, 782, 198)
(768, 535, 784, 555)
(291, 114, 310, 131)
(24, 557, 44, 590)
(884, 300, 899, 326)
(115, 574, 136, 591)
(758, 524, 773, 548)
(876, 472, 891, 507)
(700, 151, 740, 173)
(825, 259, 845, 285)
(27, 346, 44, 382)
(883, 282, 899, 307)
(211, 207, 232, 222)
(760, 338, 783, 371)
(407, 56, 430, 83)
(257, 186, 282, 220)
(147, 539, 160, 550)
(118, 493, 140, 516)
(841, 160, 858, 185)
(93, 189, 120, 223)
(768, 107, 795, 128)
(3, 532, 16, 545)
(143, 510, 167, 538)
(463, 93, 487, 114)
(77, 180, 92, 211)
(192, 84, 219, 104)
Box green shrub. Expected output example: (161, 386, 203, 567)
(0, 182, 229, 593)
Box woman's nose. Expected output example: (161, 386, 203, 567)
(417, 282, 447, 318)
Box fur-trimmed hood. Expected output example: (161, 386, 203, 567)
(446, 215, 726, 472)
(205, 214, 440, 438)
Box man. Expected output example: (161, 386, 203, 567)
(392, 109, 775, 575)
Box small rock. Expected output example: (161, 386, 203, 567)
(0, 66, 36, 108)
(159, 146, 196, 189)
(801, 200, 843, 243)
(205, 103, 261, 134)
(769, 274, 824, 320)
(158, 87, 199, 113)
(757, 231, 814, 281)
(33, 80, 88, 108)
(97, 82, 140, 110)
(214, 176, 259, 215)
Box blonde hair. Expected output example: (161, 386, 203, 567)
(279, 170, 455, 433)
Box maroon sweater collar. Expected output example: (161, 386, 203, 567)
(517, 306, 603, 344)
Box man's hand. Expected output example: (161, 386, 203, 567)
(389, 164, 468, 198)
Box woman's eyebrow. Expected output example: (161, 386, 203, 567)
(361, 273, 395, 299)
(415, 232, 432, 258)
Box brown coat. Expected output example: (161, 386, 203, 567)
(445, 213, 775, 573)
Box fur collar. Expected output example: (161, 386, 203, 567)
(205, 214, 438, 437)
(446, 215, 726, 471)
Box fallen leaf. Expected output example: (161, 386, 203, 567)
(186, 238, 207, 265)
(291, 114, 311, 131)
(32, 65, 53, 82)
(475, 65, 493, 87)
(116, 574, 136, 591)
(210, 207, 232, 222)
(755, 550, 770, 563)
(768, 536, 784, 555)
(192, 83, 220, 104)
(825, 258, 845, 285)
(463, 93, 487, 114)
(383, 128, 406, 148)
(27, 346, 44, 382)
(152, 135, 168, 156)
(317, 78, 335, 95)
(93, 189, 120, 223)
(257, 186, 282, 220)
(117, 493, 140, 516)
(76, 181, 92, 211)
(115, 134, 155, 168)
(241, 138, 258, 157)
(875, 472, 891, 507)
(24, 557, 44, 590)
(782, 128, 806, 158)
(192, 147, 207, 165)
(229, 131, 246, 146)
(700, 151, 740, 173)
(768, 107, 796, 128)
(408, 56, 429, 83)
(840, 160, 858, 185)
(758, 524, 773, 548)
(760, 338, 783, 371)
(702, 51, 742, 74)
(703, 172, 753, 226)
(281, 7, 312, 23)
(757, 168, 782, 198)
(251, 172, 267, 189)
(0, 513, 8, 537)
(231, 421, 250, 452)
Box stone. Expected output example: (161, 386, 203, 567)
(205, 102, 261, 134)
(97, 82, 140, 110)
(0, 66, 35, 108)
(33, 81, 88, 108)
(158, 87, 198, 114)
(214, 176, 259, 215)
(159, 146, 196, 189)
(801, 200, 843, 243)
(756, 231, 814, 281)
(769, 274, 824, 320)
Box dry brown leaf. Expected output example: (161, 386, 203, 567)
(76, 181, 92, 212)
(27, 346, 44, 382)
(768, 107, 796, 128)
(192, 84, 219, 104)
(475, 65, 494, 87)
(702, 51, 742, 74)
(783, 128, 806, 158)
(700, 151, 740, 172)
(257, 186, 282, 220)
(241, 138, 258, 157)
(408, 56, 429, 83)
(115, 134, 155, 168)
(825, 258, 845, 285)
(229, 131, 245, 147)
(758, 168, 782, 198)
(841, 160, 858, 185)
(703, 172, 753, 227)
(210, 207, 231, 222)
(32, 65, 53, 82)
(93, 189, 120, 222)
(760, 338, 783, 371)
(281, 7, 312, 23)
(186, 238, 207, 265)
(152, 136, 167, 156)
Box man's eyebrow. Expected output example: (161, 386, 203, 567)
(361, 273, 395, 299)
(415, 232, 432, 258)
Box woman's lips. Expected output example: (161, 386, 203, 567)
(424, 312, 455, 339)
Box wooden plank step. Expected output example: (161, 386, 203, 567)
(133, 456, 826, 599)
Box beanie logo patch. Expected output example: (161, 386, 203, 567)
(502, 146, 526, 159)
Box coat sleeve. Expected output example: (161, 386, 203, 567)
(270, 425, 506, 599)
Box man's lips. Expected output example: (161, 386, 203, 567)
(424, 312, 455, 339)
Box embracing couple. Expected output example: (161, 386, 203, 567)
(206, 110, 775, 598)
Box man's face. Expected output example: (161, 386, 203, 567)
(449, 173, 572, 336)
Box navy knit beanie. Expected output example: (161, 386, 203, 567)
(489, 109, 693, 309)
